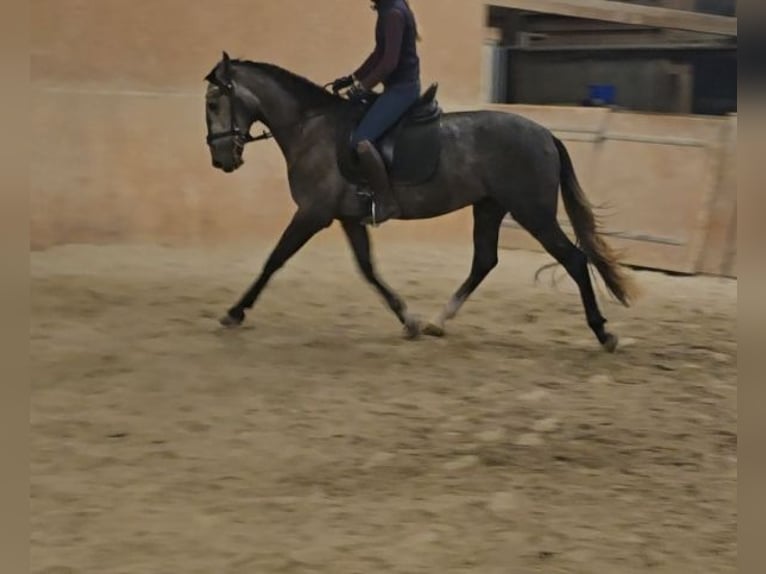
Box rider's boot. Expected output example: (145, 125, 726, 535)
(356, 140, 401, 226)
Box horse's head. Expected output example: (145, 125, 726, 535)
(204, 52, 261, 173)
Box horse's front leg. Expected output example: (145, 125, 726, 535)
(340, 220, 420, 339)
(221, 209, 332, 327)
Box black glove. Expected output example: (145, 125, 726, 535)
(348, 84, 373, 104)
(331, 75, 354, 94)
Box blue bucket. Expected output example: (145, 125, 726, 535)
(588, 84, 616, 106)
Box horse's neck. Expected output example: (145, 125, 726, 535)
(248, 75, 283, 115)
(242, 71, 307, 152)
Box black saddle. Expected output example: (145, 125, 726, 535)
(337, 82, 443, 187)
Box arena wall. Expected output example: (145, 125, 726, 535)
(30, 1, 737, 276)
(31, 0, 486, 249)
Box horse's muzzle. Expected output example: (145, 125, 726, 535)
(212, 157, 243, 173)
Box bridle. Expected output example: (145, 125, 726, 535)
(205, 80, 273, 149)
(205, 78, 336, 150)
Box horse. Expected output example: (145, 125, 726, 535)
(203, 52, 636, 352)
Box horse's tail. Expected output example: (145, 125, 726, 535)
(554, 136, 636, 307)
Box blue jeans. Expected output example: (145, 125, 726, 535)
(351, 81, 421, 148)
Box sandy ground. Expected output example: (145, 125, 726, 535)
(31, 238, 737, 574)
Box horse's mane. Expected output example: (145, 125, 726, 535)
(232, 60, 344, 108)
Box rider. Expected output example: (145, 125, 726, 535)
(333, 0, 422, 225)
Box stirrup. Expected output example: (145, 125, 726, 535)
(370, 201, 378, 227)
(359, 199, 378, 227)
(355, 188, 377, 227)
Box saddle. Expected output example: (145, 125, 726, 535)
(337, 82, 443, 187)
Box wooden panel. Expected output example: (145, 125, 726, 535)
(696, 115, 737, 276)
(499, 108, 732, 275)
(595, 112, 724, 273)
(488, 0, 737, 36)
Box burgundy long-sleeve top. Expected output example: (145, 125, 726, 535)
(353, 1, 420, 90)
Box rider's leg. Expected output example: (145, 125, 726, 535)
(350, 81, 420, 225)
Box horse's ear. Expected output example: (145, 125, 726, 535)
(222, 51, 231, 75)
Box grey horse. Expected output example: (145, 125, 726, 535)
(204, 52, 636, 352)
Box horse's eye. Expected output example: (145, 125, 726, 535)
(207, 101, 219, 112)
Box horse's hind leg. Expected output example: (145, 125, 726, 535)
(423, 198, 507, 337)
(524, 220, 618, 352)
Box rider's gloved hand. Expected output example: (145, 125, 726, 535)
(332, 75, 354, 94)
(348, 84, 372, 104)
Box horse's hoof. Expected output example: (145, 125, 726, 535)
(403, 318, 421, 340)
(219, 311, 244, 328)
(422, 322, 446, 338)
(602, 333, 619, 353)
